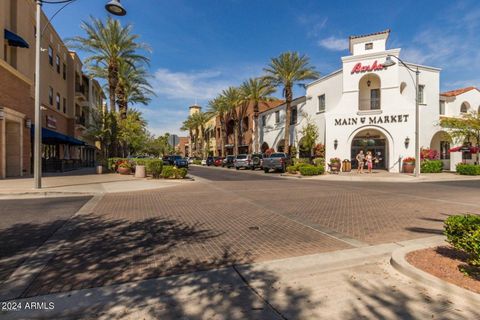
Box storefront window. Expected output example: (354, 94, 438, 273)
(439, 100, 445, 115)
(318, 94, 325, 113)
(440, 141, 450, 160)
(418, 85, 425, 104)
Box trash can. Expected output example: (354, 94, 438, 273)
(342, 160, 352, 172)
(135, 165, 146, 178)
(96, 165, 103, 174)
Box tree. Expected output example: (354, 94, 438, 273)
(84, 103, 113, 164)
(299, 115, 319, 158)
(69, 16, 150, 114)
(190, 111, 210, 157)
(441, 112, 480, 162)
(117, 109, 148, 157)
(263, 52, 319, 155)
(221, 87, 243, 156)
(207, 96, 230, 157)
(240, 78, 276, 153)
(180, 116, 196, 157)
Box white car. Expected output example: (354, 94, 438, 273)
(201, 159, 207, 166)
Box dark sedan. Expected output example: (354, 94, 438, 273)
(164, 155, 189, 168)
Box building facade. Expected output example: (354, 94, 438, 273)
(0, 0, 103, 178)
(260, 30, 480, 172)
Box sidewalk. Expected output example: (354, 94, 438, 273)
(0, 168, 190, 197)
(2, 236, 478, 320)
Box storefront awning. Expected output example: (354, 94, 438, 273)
(449, 146, 479, 153)
(31, 126, 85, 146)
(4, 29, 29, 48)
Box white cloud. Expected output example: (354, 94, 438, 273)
(297, 14, 328, 38)
(317, 36, 348, 51)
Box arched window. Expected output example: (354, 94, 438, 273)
(400, 82, 407, 94)
(358, 74, 381, 111)
(460, 102, 470, 114)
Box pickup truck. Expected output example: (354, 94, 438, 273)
(262, 153, 291, 173)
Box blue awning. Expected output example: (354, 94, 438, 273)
(31, 126, 85, 146)
(4, 29, 29, 48)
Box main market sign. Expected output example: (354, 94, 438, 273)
(334, 114, 410, 126)
(351, 60, 386, 74)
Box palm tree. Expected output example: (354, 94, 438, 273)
(180, 116, 196, 157)
(263, 52, 319, 154)
(116, 61, 155, 119)
(240, 78, 276, 153)
(69, 16, 150, 114)
(221, 87, 243, 156)
(190, 111, 210, 157)
(207, 96, 229, 157)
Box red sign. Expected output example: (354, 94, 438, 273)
(351, 60, 386, 74)
(46, 115, 57, 129)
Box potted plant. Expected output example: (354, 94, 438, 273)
(117, 160, 132, 175)
(329, 157, 341, 172)
(402, 157, 415, 173)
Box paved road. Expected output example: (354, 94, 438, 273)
(10, 167, 480, 297)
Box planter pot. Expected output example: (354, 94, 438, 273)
(96, 165, 104, 174)
(403, 162, 415, 173)
(117, 167, 132, 175)
(134, 165, 146, 178)
(330, 163, 341, 172)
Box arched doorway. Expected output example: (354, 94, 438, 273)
(277, 139, 285, 152)
(430, 131, 451, 170)
(260, 142, 269, 153)
(351, 129, 388, 169)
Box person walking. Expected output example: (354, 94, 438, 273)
(356, 150, 365, 173)
(365, 151, 375, 174)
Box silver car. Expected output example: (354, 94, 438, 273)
(234, 154, 252, 170)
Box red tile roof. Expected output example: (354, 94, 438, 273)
(349, 29, 390, 40)
(440, 86, 478, 97)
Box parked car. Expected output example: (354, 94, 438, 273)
(201, 159, 207, 166)
(214, 157, 224, 166)
(234, 154, 252, 170)
(222, 155, 235, 168)
(262, 152, 291, 173)
(206, 156, 214, 166)
(250, 153, 264, 170)
(164, 155, 189, 168)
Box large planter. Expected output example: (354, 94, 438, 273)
(403, 162, 415, 173)
(330, 162, 341, 172)
(117, 167, 132, 175)
(134, 165, 146, 178)
(96, 165, 104, 174)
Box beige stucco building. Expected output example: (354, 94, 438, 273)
(0, 0, 103, 178)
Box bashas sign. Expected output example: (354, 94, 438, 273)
(351, 60, 386, 74)
(334, 114, 409, 126)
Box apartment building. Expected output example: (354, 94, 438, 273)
(0, 0, 103, 178)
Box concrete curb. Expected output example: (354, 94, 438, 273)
(390, 240, 480, 306)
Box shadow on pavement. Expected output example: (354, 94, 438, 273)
(0, 213, 319, 319)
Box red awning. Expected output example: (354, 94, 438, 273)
(449, 146, 480, 153)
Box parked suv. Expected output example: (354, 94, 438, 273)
(262, 152, 291, 173)
(234, 154, 252, 170)
(222, 155, 235, 168)
(250, 153, 264, 170)
(164, 155, 189, 168)
(206, 156, 214, 166)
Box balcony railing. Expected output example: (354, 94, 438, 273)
(359, 98, 381, 111)
(75, 116, 86, 127)
(75, 84, 89, 98)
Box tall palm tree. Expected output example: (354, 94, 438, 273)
(263, 52, 319, 154)
(240, 78, 276, 153)
(190, 111, 210, 157)
(221, 87, 243, 156)
(69, 16, 150, 113)
(180, 116, 196, 157)
(207, 96, 229, 157)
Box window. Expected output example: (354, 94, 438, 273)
(365, 42, 373, 50)
(275, 111, 280, 124)
(56, 55, 60, 73)
(56, 93, 60, 110)
(460, 102, 469, 114)
(63, 63, 66, 80)
(439, 100, 445, 115)
(418, 85, 425, 104)
(48, 46, 53, 66)
(318, 94, 325, 113)
(49, 87, 53, 105)
(63, 98, 67, 113)
(370, 89, 380, 109)
(440, 141, 450, 160)
(262, 115, 266, 127)
(290, 106, 297, 125)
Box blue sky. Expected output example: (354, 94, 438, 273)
(44, 0, 480, 136)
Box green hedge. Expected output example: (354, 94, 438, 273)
(299, 164, 323, 176)
(108, 158, 164, 176)
(147, 159, 163, 179)
(292, 158, 311, 166)
(286, 165, 297, 174)
(193, 160, 202, 165)
(456, 163, 480, 175)
(445, 215, 480, 268)
(161, 166, 188, 179)
(313, 158, 324, 167)
(420, 160, 443, 173)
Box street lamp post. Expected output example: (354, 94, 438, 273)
(383, 55, 421, 177)
(33, 0, 126, 189)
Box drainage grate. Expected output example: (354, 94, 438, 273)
(248, 226, 260, 231)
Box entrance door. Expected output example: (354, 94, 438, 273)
(351, 136, 386, 169)
(6, 121, 21, 177)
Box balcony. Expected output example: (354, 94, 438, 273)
(359, 98, 381, 111)
(75, 115, 86, 127)
(75, 84, 89, 100)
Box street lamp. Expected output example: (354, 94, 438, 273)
(383, 55, 421, 177)
(33, 0, 127, 189)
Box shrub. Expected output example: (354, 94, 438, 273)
(420, 160, 443, 173)
(403, 157, 415, 163)
(299, 164, 322, 176)
(193, 160, 202, 165)
(444, 215, 480, 268)
(456, 163, 480, 175)
(329, 157, 341, 164)
(161, 165, 187, 179)
(107, 158, 125, 171)
(313, 158, 324, 167)
(117, 160, 132, 169)
(286, 165, 297, 174)
(314, 144, 325, 158)
(134, 158, 147, 166)
(147, 159, 163, 179)
(420, 148, 439, 160)
(293, 158, 311, 165)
